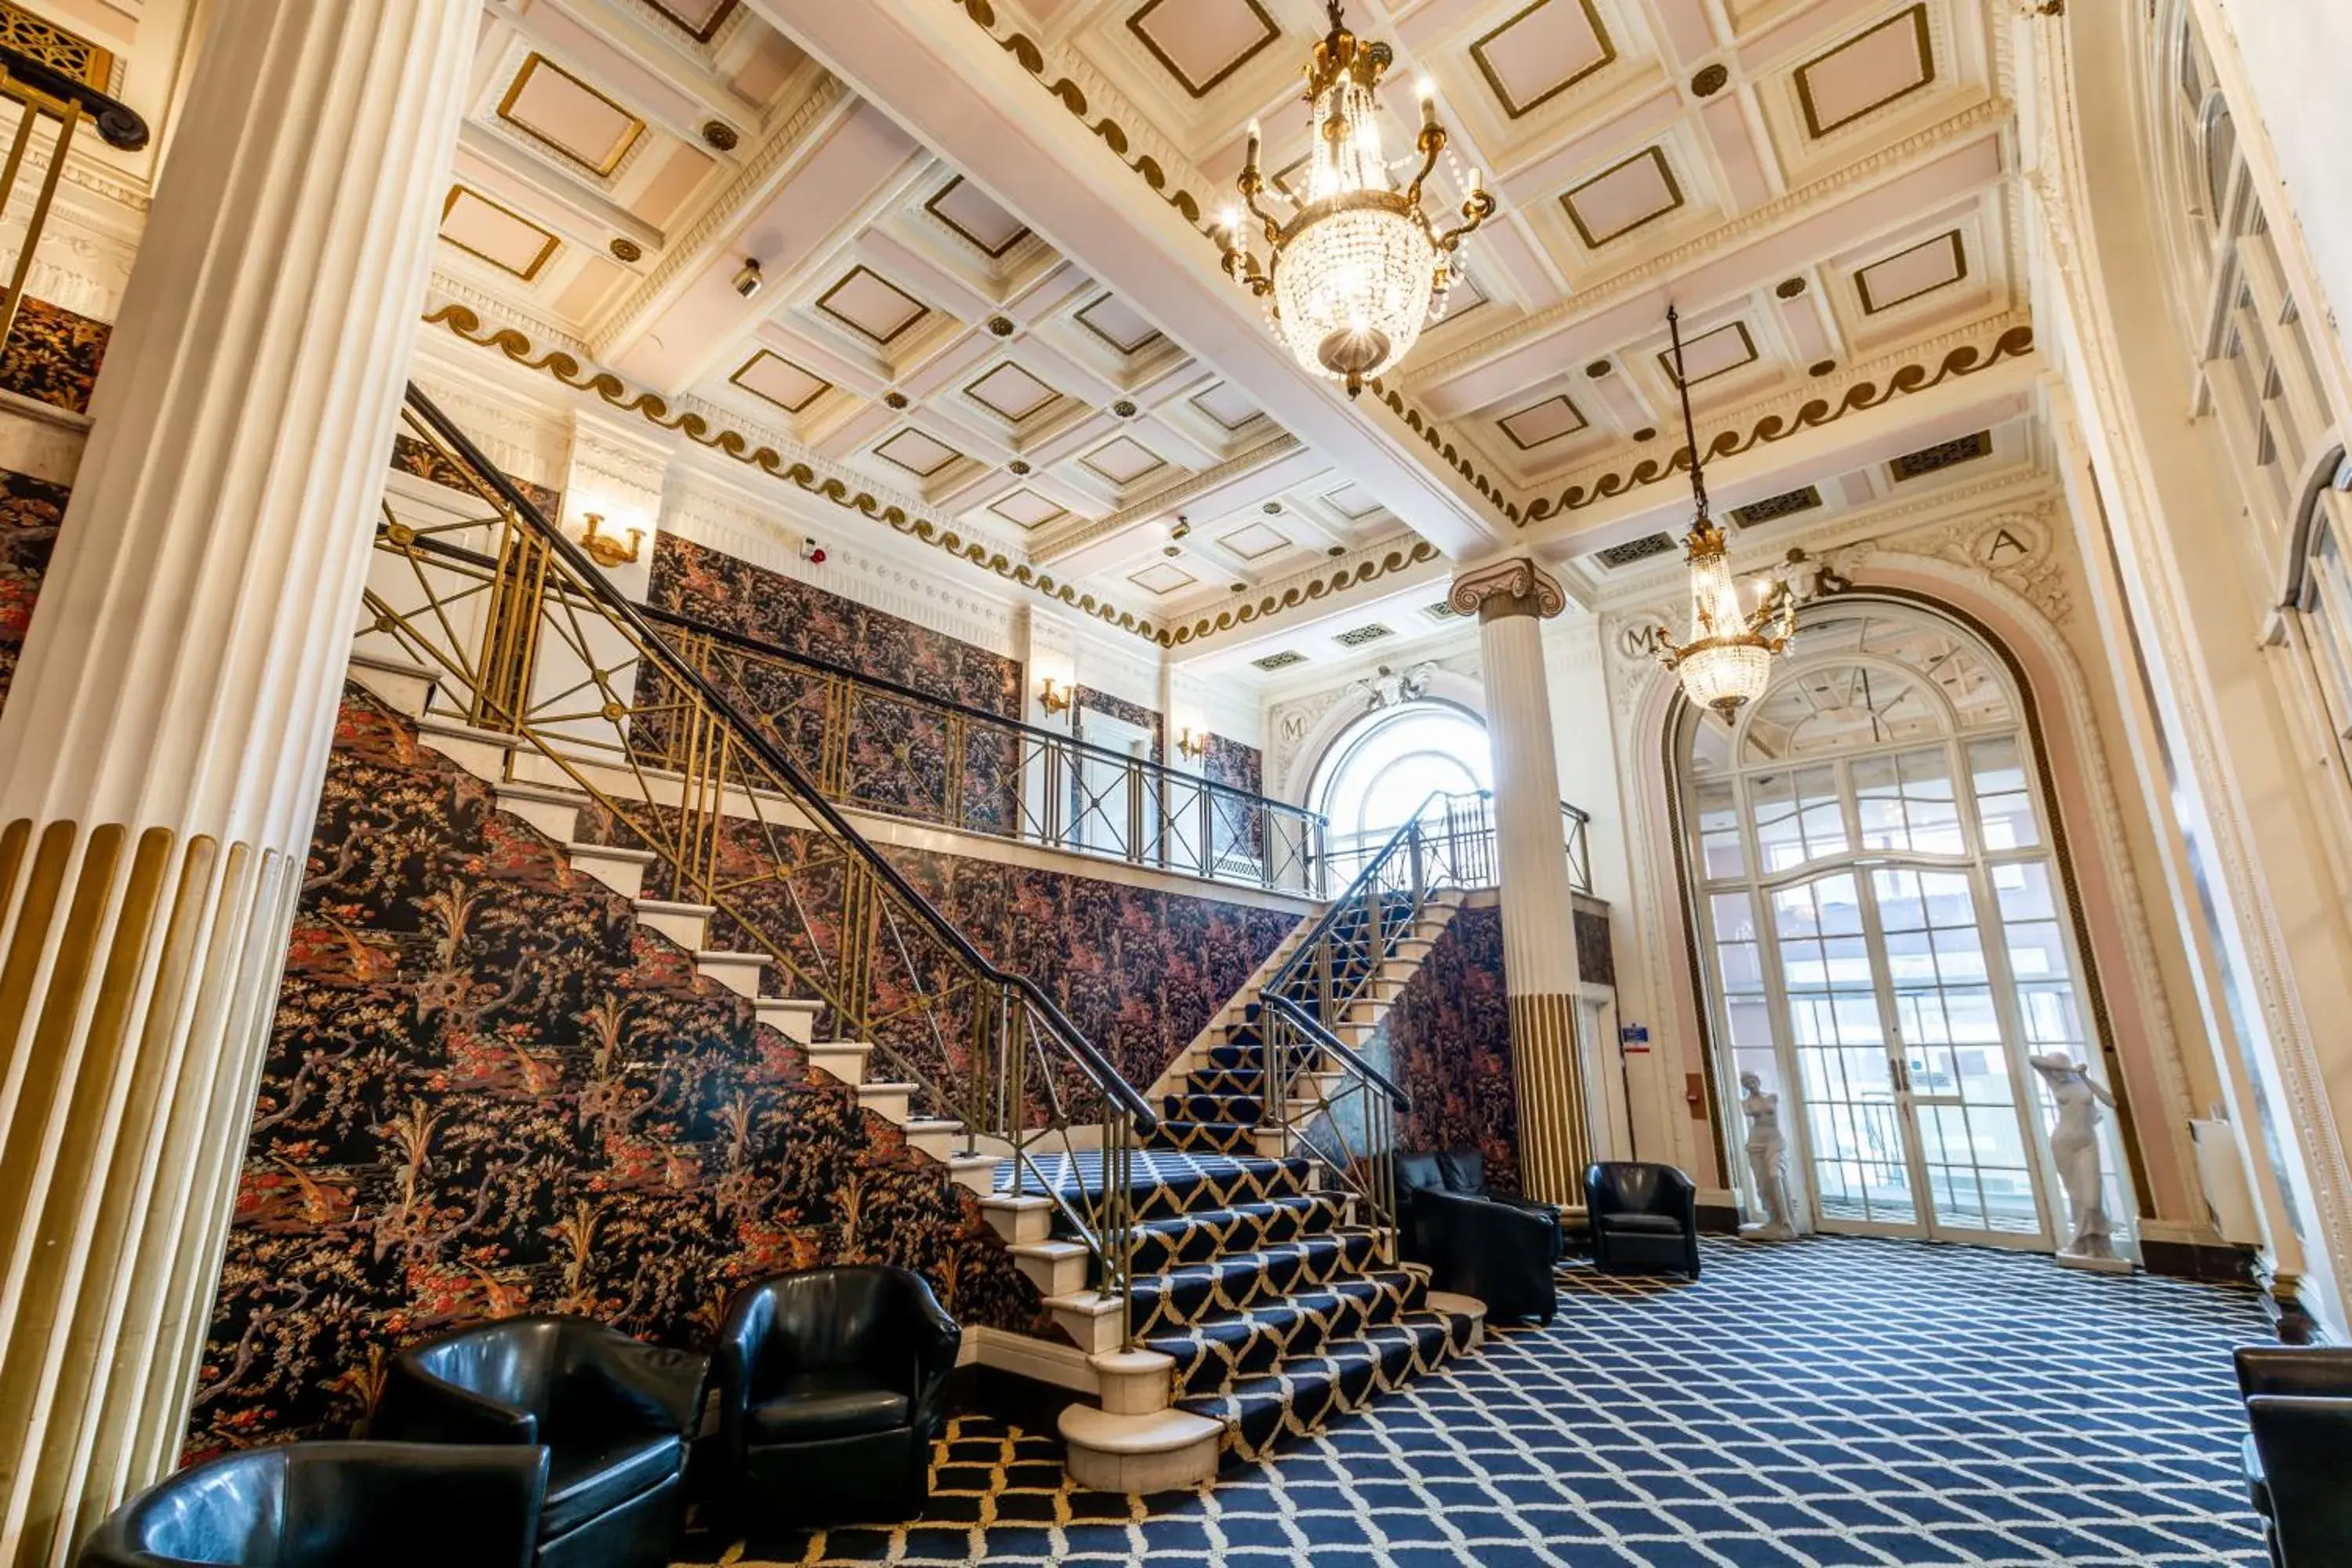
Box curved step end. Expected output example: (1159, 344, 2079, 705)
(1057, 1406, 1221, 1494)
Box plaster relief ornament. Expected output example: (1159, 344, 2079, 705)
(1761, 547, 1852, 612)
(1348, 660, 1436, 711)
(1739, 1072, 1795, 1239)
(2029, 1054, 2119, 1261)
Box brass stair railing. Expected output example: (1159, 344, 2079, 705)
(361, 387, 1153, 1345)
(637, 605, 1327, 895)
(1257, 788, 1592, 1260)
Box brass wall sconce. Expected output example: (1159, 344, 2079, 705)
(1177, 728, 1208, 762)
(1037, 677, 1073, 717)
(580, 513, 644, 568)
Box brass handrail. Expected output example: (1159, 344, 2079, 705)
(633, 601, 1327, 896)
(1250, 784, 1588, 1259)
(0, 43, 147, 363)
(365, 386, 1152, 1343)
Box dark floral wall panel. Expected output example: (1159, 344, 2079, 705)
(655, 815, 1302, 1123)
(1, 296, 110, 414)
(388, 431, 562, 517)
(0, 467, 68, 716)
(1385, 905, 1522, 1192)
(652, 534, 1022, 719)
(1073, 685, 1163, 763)
(1200, 733, 1265, 867)
(1575, 906, 1616, 989)
(191, 688, 1056, 1458)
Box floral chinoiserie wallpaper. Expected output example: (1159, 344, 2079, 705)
(644, 533, 1029, 837)
(1383, 905, 1522, 1192)
(587, 804, 1305, 1129)
(1, 295, 110, 415)
(0, 466, 67, 714)
(189, 688, 1062, 1457)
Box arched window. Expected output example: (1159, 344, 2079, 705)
(1679, 603, 2128, 1255)
(1312, 702, 1493, 875)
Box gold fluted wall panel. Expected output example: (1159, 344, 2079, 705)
(1508, 991, 1592, 1210)
(0, 819, 292, 1568)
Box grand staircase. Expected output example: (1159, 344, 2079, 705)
(358, 386, 1488, 1496)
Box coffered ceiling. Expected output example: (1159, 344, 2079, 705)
(423, 0, 2040, 662)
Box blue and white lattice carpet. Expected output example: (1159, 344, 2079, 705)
(706, 1235, 2274, 1566)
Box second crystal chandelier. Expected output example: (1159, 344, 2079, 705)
(1215, 0, 1495, 397)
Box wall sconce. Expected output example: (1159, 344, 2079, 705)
(1177, 727, 1208, 762)
(579, 512, 644, 568)
(1037, 677, 1073, 717)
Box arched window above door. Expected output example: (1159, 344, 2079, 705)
(1310, 702, 1493, 866)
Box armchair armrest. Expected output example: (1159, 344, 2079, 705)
(588, 1334, 709, 1436)
(372, 1360, 537, 1447)
(2237, 1345, 2352, 1399)
(288, 1443, 550, 1568)
(2247, 1394, 2352, 1566)
(1413, 1186, 1558, 1250)
(902, 1276, 964, 1432)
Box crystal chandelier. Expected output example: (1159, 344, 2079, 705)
(1657, 306, 1793, 715)
(1214, 0, 1495, 397)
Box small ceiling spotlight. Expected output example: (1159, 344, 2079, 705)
(732, 258, 764, 299)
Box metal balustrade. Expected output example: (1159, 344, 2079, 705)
(636, 608, 1327, 897)
(360, 387, 1156, 1348)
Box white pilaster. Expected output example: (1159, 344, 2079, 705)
(0, 4, 475, 1561)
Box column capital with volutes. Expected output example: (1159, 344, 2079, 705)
(1448, 556, 1568, 622)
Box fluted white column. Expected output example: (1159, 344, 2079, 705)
(1450, 558, 1590, 1208)
(0, 5, 473, 1562)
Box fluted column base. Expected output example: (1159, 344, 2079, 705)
(1508, 993, 1592, 1208)
(0, 822, 298, 1565)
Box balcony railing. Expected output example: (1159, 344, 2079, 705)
(637, 605, 1330, 897)
(1318, 791, 1593, 894)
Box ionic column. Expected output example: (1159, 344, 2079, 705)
(1449, 558, 1589, 1209)
(0, 5, 474, 1562)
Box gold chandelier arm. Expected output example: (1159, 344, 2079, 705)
(1403, 122, 1446, 209)
(1432, 186, 1497, 252)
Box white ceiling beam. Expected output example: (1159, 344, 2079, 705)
(746, 0, 1515, 561)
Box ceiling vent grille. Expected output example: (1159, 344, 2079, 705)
(1890, 430, 1992, 481)
(1334, 622, 1395, 648)
(1252, 650, 1308, 670)
(1731, 485, 1824, 528)
(1424, 599, 1465, 621)
(1595, 532, 1678, 569)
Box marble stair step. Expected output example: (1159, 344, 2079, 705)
(1145, 1120, 1260, 1156)
(1034, 1154, 1319, 1230)
(565, 841, 656, 901)
(1176, 1308, 1478, 1463)
(1160, 1091, 1264, 1127)
(1123, 1192, 1348, 1276)
(1142, 1268, 1433, 1397)
(1128, 1231, 1383, 1335)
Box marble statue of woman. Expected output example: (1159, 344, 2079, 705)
(2031, 1054, 2118, 1261)
(1740, 1072, 1795, 1239)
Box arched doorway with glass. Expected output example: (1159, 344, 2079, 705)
(1309, 700, 1494, 881)
(1677, 601, 2132, 1254)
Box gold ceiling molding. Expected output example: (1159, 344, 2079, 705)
(1367, 376, 1523, 524)
(1519, 323, 2035, 524)
(424, 301, 1176, 644)
(1402, 96, 2013, 390)
(1163, 539, 1443, 647)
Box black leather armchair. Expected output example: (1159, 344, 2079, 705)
(1396, 1149, 1562, 1325)
(370, 1316, 706, 1568)
(81, 1441, 547, 1568)
(1586, 1161, 1701, 1277)
(714, 1265, 961, 1528)
(2235, 1346, 2352, 1567)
